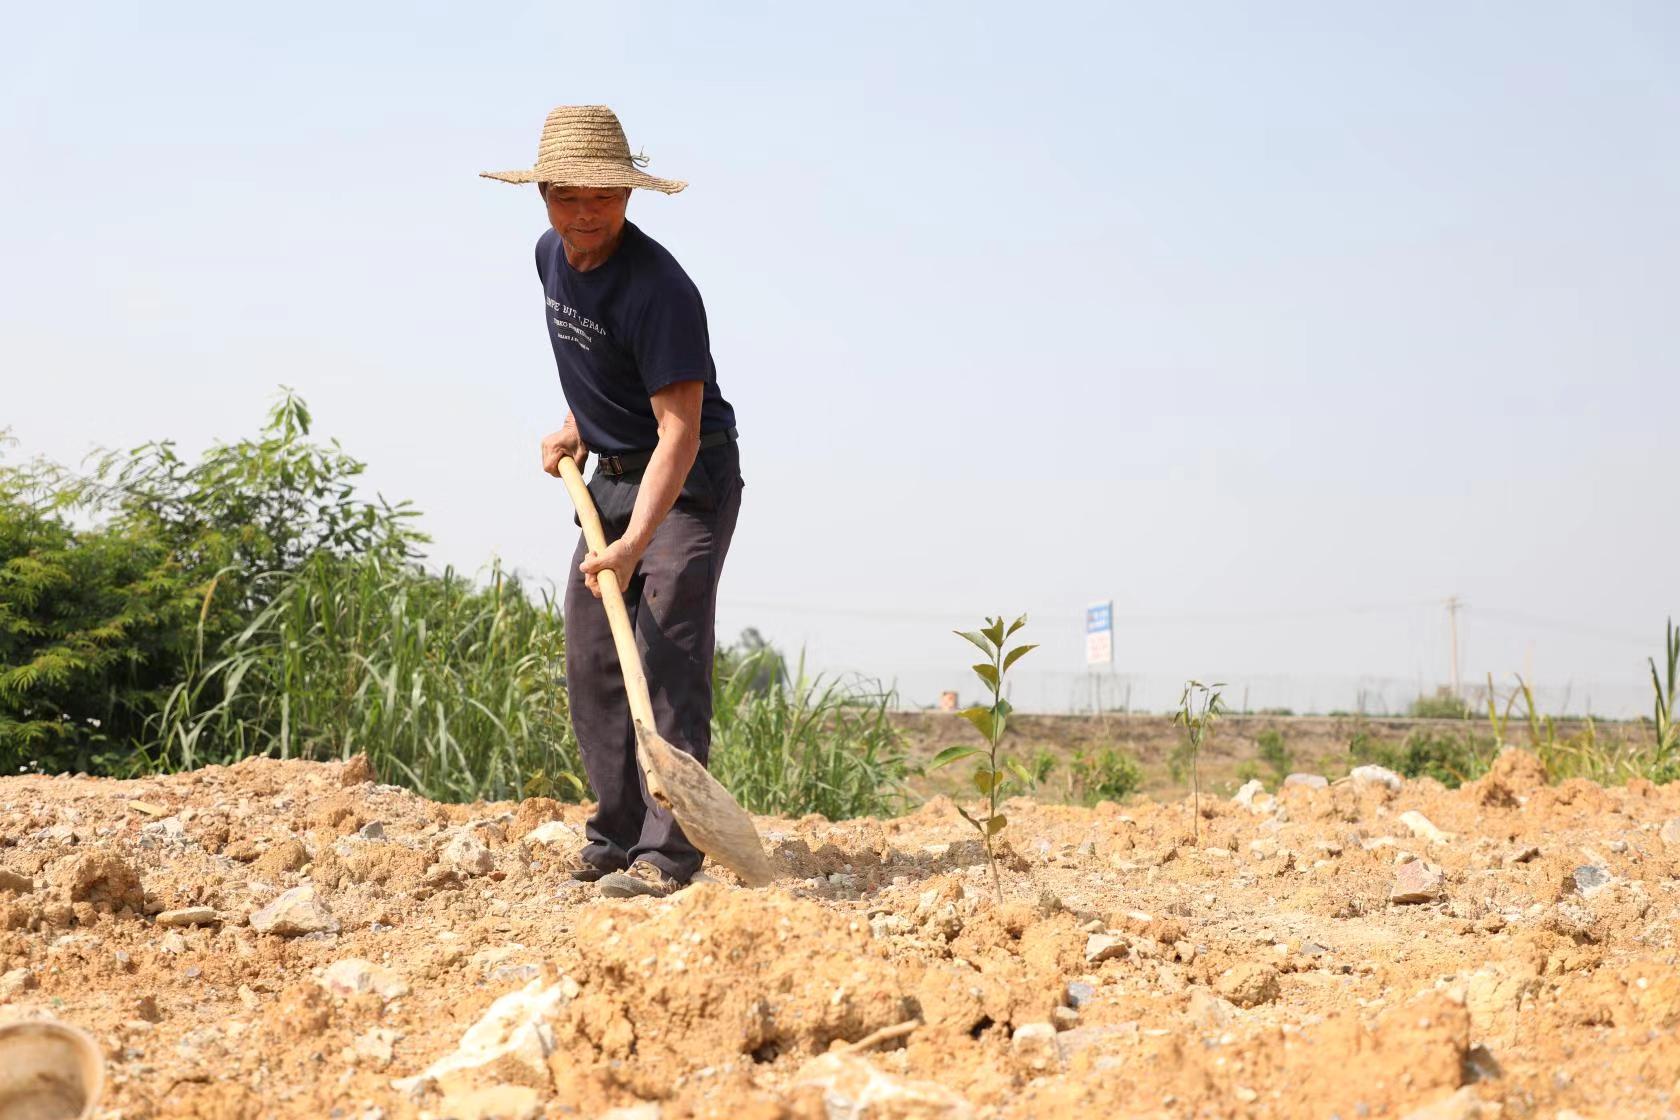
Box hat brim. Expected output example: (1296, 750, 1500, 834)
(479, 158, 686, 194)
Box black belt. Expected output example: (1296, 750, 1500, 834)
(594, 427, 738, 477)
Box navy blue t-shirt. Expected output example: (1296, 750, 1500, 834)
(534, 221, 736, 455)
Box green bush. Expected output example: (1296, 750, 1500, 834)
(709, 648, 909, 820)
(1351, 728, 1494, 788)
(1256, 728, 1292, 782)
(1, 392, 422, 779)
(1409, 689, 1470, 720)
(1071, 746, 1142, 804)
(1021, 747, 1057, 792)
(0, 461, 200, 775)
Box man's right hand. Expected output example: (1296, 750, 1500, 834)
(541, 415, 588, 477)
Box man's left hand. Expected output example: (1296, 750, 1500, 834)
(579, 539, 646, 599)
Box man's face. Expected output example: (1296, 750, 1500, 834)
(543, 184, 631, 254)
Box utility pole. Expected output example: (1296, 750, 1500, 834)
(1445, 596, 1463, 699)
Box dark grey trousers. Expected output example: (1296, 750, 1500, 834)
(563, 441, 742, 882)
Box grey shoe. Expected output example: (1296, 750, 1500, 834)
(598, 861, 681, 898)
(568, 864, 615, 883)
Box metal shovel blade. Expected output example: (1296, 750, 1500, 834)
(636, 721, 776, 887)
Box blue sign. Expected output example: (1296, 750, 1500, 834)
(1085, 601, 1113, 665)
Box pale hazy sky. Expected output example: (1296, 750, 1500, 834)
(4, 2, 1676, 714)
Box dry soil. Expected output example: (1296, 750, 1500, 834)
(2, 751, 1678, 1119)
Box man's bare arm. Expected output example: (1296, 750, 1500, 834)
(577, 380, 704, 597)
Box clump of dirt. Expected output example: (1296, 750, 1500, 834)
(553, 885, 915, 1098)
(2, 753, 1679, 1118)
(250, 837, 309, 879)
(1466, 746, 1550, 807)
(48, 850, 145, 917)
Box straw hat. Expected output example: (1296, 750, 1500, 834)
(481, 105, 686, 194)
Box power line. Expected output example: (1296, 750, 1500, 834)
(1470, 607, 1652, 648)
(718, 598, 1435, 625)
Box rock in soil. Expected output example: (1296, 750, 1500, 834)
(249, 884, 338, 936)
(1391, 859, 1445, 904)
(1217, 962, 1281, 1008)
(156, 906, 220, 928)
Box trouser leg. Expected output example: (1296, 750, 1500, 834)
(564, 448, 743, 882)
(565, 527, 642, 872)
(628, 471, 742, 881)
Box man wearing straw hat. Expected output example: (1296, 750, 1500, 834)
(483, 105, 742, 899)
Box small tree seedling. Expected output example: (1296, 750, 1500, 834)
(1173, 679, 1226, 844)
(929, 614, 1036, 903)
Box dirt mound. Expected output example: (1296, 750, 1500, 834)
(548, 885, 916, 1103)
(2, 757, 1679, 1118)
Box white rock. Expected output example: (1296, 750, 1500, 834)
(597, 1108, 660, 1120)
(440, 1084, 541, 1120)
(1399, 811, 1454, 845)
(156, 907, 220, 928)
(1658, 819, 1680, 847)
(249, 885, 339, 936)
(790, 1052, 973, 1119)
(1010, 1022, 1060, 1069)
(597, 1106, 661, 1120)
(869, 913, 912, 939)
(1084, 933, 1126, 964)
(1232, 779, 1267, 807)
(521, 821, 581, 848)
(1283, 773, 1329, 789)
(1400, 1085, 1483, 1120)
(144, 815, 186, 836)
(1, 967, 37, 999)
(392, 978, 572, 1095)
(321, 958, 410, 1001)
(354, 1027, 401, 1069)
(1351, 765, 1403, 792)
(1390, 860, 1445, 904)
(444, 833, 495, 876)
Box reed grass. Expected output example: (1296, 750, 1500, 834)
(708, 648, 910, 820)
(146, 554, 582, 802)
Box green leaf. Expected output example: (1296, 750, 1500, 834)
(954, 804, 981, 829)
(958, 705, 996, 742)
(971, 662, 1000, 690)
(929, 744, 984, 769)
(955, 630, 994, 656)
(1005, 614, 1028, 638)
(986, 814, 1007, 835)
(991, 696, 1012, 740)
(981, 618, 1006, 647)
(1008, 759, 1034, 786)
(972, 767, 997, 795)
(1002, 643, 1037, 672)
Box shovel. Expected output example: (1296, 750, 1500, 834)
(556, 455, 775, 887)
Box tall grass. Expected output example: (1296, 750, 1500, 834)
(147, 554, 583, 802)
(709, 648, 910, 820)
(1486, 668, 1679, 786)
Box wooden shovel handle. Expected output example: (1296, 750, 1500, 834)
(556, 457, 662, 789)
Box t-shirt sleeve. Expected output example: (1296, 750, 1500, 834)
(629, 275, 712, 394)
